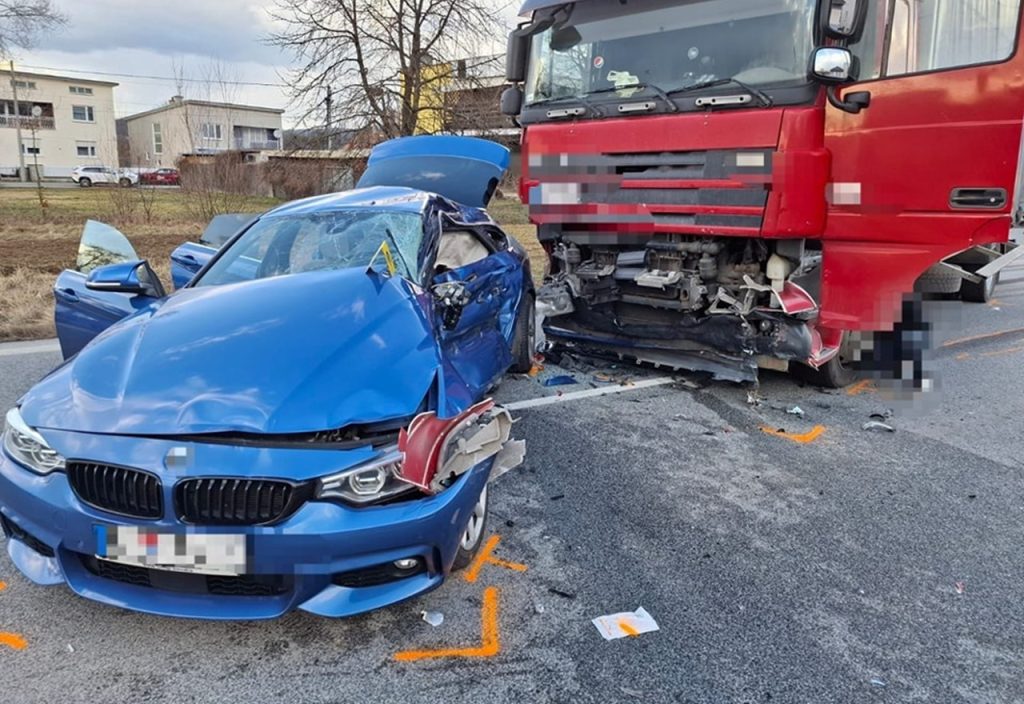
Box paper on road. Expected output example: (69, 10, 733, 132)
(592, 607, 659, 641)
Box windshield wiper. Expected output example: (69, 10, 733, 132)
(527, 92, 602, 117)
(667, 78, 774, 108)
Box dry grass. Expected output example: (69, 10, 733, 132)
(0, 188, 539, 343)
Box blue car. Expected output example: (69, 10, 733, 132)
(0, 136, 533, 619)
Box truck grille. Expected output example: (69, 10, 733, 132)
(175, 478, 307, 526)
(530, 148, 771, 235)
(67, 462, 163, 519)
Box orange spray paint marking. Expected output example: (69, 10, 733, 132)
(0, 581, 7, 591)
(394, 586, 501, 662)
(463, 535, 527, 584)
(0, 633, 27, 651)
(845, 379, 875, 396)
(760, 425, 826, 444)
(955, 352, 972, 361)
(619, 620, 640, 637)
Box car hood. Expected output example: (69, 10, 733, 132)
(21, 269, 442, 436)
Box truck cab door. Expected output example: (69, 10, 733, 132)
(821, 0, 1024, 330)
(54, 221, 165, 359)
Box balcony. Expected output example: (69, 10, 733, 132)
(234, 139, 281, 151)
(0, 115, 55, 130)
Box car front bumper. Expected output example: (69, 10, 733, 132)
(0, 430, 490, 620)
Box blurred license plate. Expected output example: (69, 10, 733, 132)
(95, 525, 246, 576)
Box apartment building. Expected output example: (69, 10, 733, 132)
(121, 97, 284, 167)
(0, 70, 119, 178)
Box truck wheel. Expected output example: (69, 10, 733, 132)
(792, 333, 859, 389)
(452, 486, 488, 571)
(915, 264, 962, 295)
(510, 289, 536, 373)
(960, 271, 999, 303)
(78, 177, 92, 188)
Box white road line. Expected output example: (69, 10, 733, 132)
(505, 377, 677, 411)
(0, 339, 61, 358)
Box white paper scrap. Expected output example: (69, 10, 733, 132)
(591, 607, 659, 641)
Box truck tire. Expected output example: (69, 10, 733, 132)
(510, 289, 536, 373)
(792, 354, 858, 389)
(915, 264, 962, 295)
(960, 271, 999, 303)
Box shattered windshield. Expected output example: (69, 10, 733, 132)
(525, 0, 817, 109)
(195, 210, 423, 286)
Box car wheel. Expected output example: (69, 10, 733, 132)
(452, 485, 489, 571)
(961, 270, 999, 303)
(509, 289, 536, 374)
(119, 177, 132, 188)
(78, 178, 92, 188)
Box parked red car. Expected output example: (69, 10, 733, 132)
(140, 168, 180, 186)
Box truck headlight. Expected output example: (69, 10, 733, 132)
(3, 407, 65, 475)
(316, 447, 415, 506)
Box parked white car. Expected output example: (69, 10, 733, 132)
(71, 166, 139, 188)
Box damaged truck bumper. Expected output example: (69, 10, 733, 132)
(0, 412, 521, 620)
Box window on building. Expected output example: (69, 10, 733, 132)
(76, 142, 97, 157)
(12, 80, 36, 90)
(853, 0, 1024, 79)
(21, 140, 41, 156)
(201, 123, 223, 140)
(153, 123, 163, 155)
(72, 105, 95, 122)
(69, 86, 94, 96)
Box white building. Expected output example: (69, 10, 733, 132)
(121, 97, 285, 167)
(0, 70, 119, 179)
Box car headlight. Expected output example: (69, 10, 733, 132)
(3, 407, 65, 475)
(316, 447, 415, 506)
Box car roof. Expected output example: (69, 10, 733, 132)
(263, 185, 493, 223)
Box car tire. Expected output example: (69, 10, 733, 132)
(510, 289, 536, 374)
(961, 271, 999, 303)
(78, 178, 92, 188)
(119, 177, 132, 188)
(452, 485, 489, 571)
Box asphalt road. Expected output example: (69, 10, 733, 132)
(2, 271, 1024, 703)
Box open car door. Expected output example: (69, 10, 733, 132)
(54, 221, 165, 359)
(169, 212, 259, 289)
(357, 135, 510, 208)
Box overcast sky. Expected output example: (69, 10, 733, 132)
(10, 0, 519, 128)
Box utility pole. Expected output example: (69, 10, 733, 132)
(8, 60, 27, 182)
(325, 87, 333, 151)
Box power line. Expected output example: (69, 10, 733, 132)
(16, 63, 288, 88)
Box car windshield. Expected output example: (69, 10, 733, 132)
(195, 209, 423, 287)
(525, 0, 816, 109)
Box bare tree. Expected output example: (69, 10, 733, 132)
(268, 0, 504, 139)
(0, 1, 65, 57)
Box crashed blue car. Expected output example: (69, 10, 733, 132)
(0, 136, 534, 619)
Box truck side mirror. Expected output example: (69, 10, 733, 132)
(501, 86, 524, 117)
(506, 30, 530, 83)
(823, 0, 867, 39)
(810, 47, 858, 84)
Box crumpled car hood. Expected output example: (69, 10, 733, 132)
(21, 269, 442, 436)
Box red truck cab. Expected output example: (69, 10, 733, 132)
(504, 0, 1024, 385)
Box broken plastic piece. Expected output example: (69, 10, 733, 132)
(421, 610, 444, 627)
(862, 420, 895, 433)
(398, 399, 525, 494)
(543, 375, 578, 387)
(787, 406, 805, 416)
(870, 678, 887, 688)
(954, 581, 966, 595)
(592, 607, 659, 641)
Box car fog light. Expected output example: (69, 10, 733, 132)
(394, 558, 420, 570)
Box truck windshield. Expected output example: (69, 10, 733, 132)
(525, 0, 817, 110)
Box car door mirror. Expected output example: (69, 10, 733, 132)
(823, 0, 866, 39)
(86, 260, 166, 299)
(432, 280, 471, 330)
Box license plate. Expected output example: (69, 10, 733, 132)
(95, 525, 247, 576)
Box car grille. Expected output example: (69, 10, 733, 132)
(175, 478, 308, 526)
(67, 462, 163, 519)
(81, 555, 290, 597)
